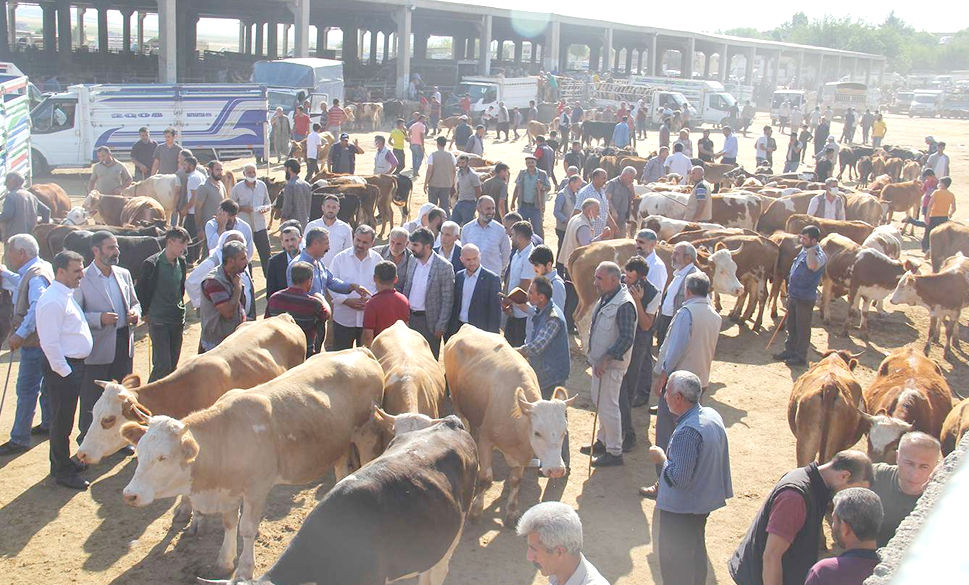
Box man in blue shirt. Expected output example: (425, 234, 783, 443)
(716, 126, 739, 165)
(612, 116, 631, 149)
(773, 225, 826, 366)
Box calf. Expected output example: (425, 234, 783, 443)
(526, 120, 547, 147)
(892, 252, 969, 355)
(845, 193, 884, 227)
(788, 350, 867, 466)
(439, 115, 463, 137)
(862, 224, 903, 259)
(693, 235, 779, 330)
(443, 325, 574, 525)
(856, 156, 873, 188)
(29, 183, 71, 219)
(879, 180, 922, 231)
(941, 398, 969, 455)
(121, 174, 181, 223)
(198, 417, 477, 585)
(786, 213, 874, 245)
(82, 190, 128, 226)
(838, 147, 860, 181)
(928, 221, 969, 272)
(901, 160, 921, 182)
(861, 345, 953, 463)
(121, 348, 384, 580)
(884, 157, 903, 181)
(581, 120, 617, 147)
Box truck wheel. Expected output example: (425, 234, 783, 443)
(31, 149, 50, 177)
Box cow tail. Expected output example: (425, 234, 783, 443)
(818, 377, 838, 464)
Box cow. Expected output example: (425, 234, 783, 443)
(862, 224, 903, 259)
(692, 234, 779, 330)
(700, 161, 738, 191)
(29, 183, 72, 219)
(120, 196, 166, 226)
(856, 156, 873, 188)
(121, 348, 384, 580)
(900, 160, 920, 182)
(928, 221, 969, 272)
(121, 174, 182, 223)
(439, 115, 463, 137)
(443, 325, 575, 525)
(891, 252, 969, 356)
(0, 289, 12, 344)
(642, 215, 725, 241)
(356, 102, 384, 131)
(82, 191, 129, 226)
(838, 147, 860, 181)
(711, 193, 762, 230)
(879, 180, 922, 231)
(788, 350, 867, 466)
(755, 191, 824, 235)
(581, 120, 617, 147)
(63, 230, 163, 277)
(867, 173, 892, 196)
(637, 190, 690, 219)
(941, 398, 969, 455)
(785, 214, 874, 245)
(884, 157, 903, 181)
(364, 174, 396, 232)
(526, 120, 547, 147)
(767, 232, 800, 318)
(845, 193, 884, 227)
(197, 417, 478, 585)
(860, 345, 954, 463)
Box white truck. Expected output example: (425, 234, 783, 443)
(770, 90, 807, 124)
(629, 76, 738, 126)
(252, 58, 345, 116)
(909, 90, 944, 117)
(30, 84, 270, 173)
(0, 65, 32, 193)
(444, 75, 540, 117)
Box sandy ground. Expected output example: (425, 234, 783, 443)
(1, 112, 968, 584)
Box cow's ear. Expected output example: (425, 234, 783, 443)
(122, 396, 152, 424)
(848, 359, 859, 371)
(121, 374, 142, 389)
(180, 435, 200, 465)
(516, 388, 535, 416)
(121, 422, 148, 446)
(552, 387, 577, 406)
(715, 241, 726, 251)
(373, 407, 396, 435)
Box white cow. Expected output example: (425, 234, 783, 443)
(121, 174, 181, 223)
(637, 191, 691, 219)
(640, 214, 724, 241)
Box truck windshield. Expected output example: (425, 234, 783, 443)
(914, 95, 938, 104)
(717, 93, 737, 109)
(268, 90, 298, 115)
(456, 84, 491, 100)
(253, 62, 314, 88)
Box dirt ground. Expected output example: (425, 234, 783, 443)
(1, 111, 967, 584)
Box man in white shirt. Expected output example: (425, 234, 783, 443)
(663, 143, 692, 185)
(178, 155, 207, 241)
(656, 242, 698, 348)
(754, 126, 775, 167)
(461, 196, 511, 278)
(573, 169, 614, 237)
(328, 225, 380, 349)
(204, 199, 255, 261)
(36, 250, 94, 490)
(636, 228, 668, 295)
(303, 193, 352, 267)
(304, 123, 324, 180)
(403, 227, 455, 357)
(516, 502, 609, 585)
(806, 178, 847, 221)
(503, 221, 537, 346)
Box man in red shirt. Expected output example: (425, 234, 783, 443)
(460, 93, 472, 120)
(804, 487, 883, 585)
(362, 260, 411, 347)
(292, 106, 311, 141)
(326, 98, 348, 140)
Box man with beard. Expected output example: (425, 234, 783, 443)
(403, 227, 454, 357)
(304, 193, 353, 266)
(461, 195, 511, 278)
(73, 231, 141, 444)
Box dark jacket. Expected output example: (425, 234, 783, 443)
(136, 250, 186, 317)
(449, 267, 501, 335)
(265, 250, 296, 307)
(435, 243, 463, 274)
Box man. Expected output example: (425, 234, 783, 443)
(755, 126, 776, 168)
(659, 116, 671, 149)
(495, 102, 511, 141)
(74, 231, 141, 443)
(729, 451, 874, 585)
(841, 108, 856, 144)
(361, 261, 411, 347)
(870, 431, 941, 548)
(804, 488, 883, 585)
(425, 137, 457, 217)
(329, 226, 381, 350)
(512, 155, 551, 240)
(636, 228, 668, 297)
(151, 127, 182, 175)
(503, 221, 537, 346)
(389, 118, 407, 174)
(136, 226, 189, 382)
(656, 242, 698, 348)
(36, 251, 94, 490)
(612, 115, 631, 149)
(798, 124, 813, 164)
(289, 227, 368, 298)
(326, 98, 348, 139)
(178, 155, 207, 242)
(641, 147, 669, 184)
(0, 172, 50, 242)
(403, 227, 455, 357)
(515, 277, 572, 467)
(673, 129, 693, 158)
(528, 245, 566, 312)
(516, 502, 608, 585)
(372, 135, 398, 176)
(648, 370, 732, 585)
(773, 225, 825, 367)
(574, 168, 614, 238)
(0, 235, 54, 456)
(664, 143, 693, 184)
(451, 116, 473, 152)
(563, 142, 585, 179)
(466, 125, 486, 156)
(685, 166, 712, 222)
(915, 175, 956, 253)
(484, 163, 511, 218)
(304, 123, 324, 180)
(925, 136, 938, 156)
(280, 159, 313, 230)
(559, 199, 613, 274)
(267, 260, 330, 356)
(230, 163, 273, 277)
(376, 227, 414, 293)
(814, 117, 830, 157)
(270, 107, 292, 163)
(199, 240, 249, 352)
(265, 225, 302, 301)
(534, 135, 558, 187)
(292, 105, 310, 141)
(604, 167, 636, 235)
(783, 133, 802, 173)
(130, 127, 157, 180)
(581, 261, 637, 467)
(554, 175, 582, 260)
(87, 146, 132, 196)
(557, 108, 571, 148)
(328, 133, 364, 175)
(461, 196, 511, 278)
(428, 94, 442, 136)
(449, 243, 501, 336)
(716, 126, 739, 165)
(809, 106, 821, 133)
(925, 141, 949, 178)
(304, 193, 352, 266)
(409, 114, 427, 177)
(860, 108, 875, 145)
(871, 113, 887, 148)
(697, 129, 715, 162)
(204, 199, 254, 262)
(778, 100, 791, 134)
(195, 160, 228, 252)
(617, 255, 660, 450)
(460, 93, 472, 119)
(741, 101, 755, 136)
(806, 179, 846, 220)
(435, 220, 463, 273)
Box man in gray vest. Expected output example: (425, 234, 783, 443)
(199, 240, 248, 352)
(647, 370, 732, 585)
(424, 136, 456, 217)
(0, 235, 54, 455)
(642, 272, 722, 499)
(805, 179, 846, 221)
(0, 172, 50, 242)
(581, 261, 637, 467)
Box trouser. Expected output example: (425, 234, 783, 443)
(332, 321, 363, 350)
(305, 158, 319, 181)
(518, 204, 544, 241)
(540, 384, 570, 468)
(183, 214, 202, 262)
(563, 279, 578, 332)
(410, 145, 424, 175)
(862, 125, 870, 143)
(393, 149, 406, 174)
(504, 316, 527, 347)
(430, 115, 439, 133)
(721, 157, 737, 165)
(783, 160, 799, 173)
(253, 229, 272, 280)
(148, 322, 184, 382)
(923, 216, 948, 253)
(637, 120, 647, 138)
(496, 122, 509, 140)
(619, 333, 654, 440)
(47, 357, 85, 479)
(784, 297, 815, 361)
(452, 200, 476, 227)
(79, 328, 132, 443)
(427, 187, 452, 216)
(654, 383, 674, 477)
(409, 311, 442, 357)
(658, 510, 710, 585)
(9, 347, 51, 447)
(742, 118, 752, 132)
(873, 137, 883, 148)
(555, 228, 566, 263)
(655, 313, 674, 349)
(591, 368, 624, 456)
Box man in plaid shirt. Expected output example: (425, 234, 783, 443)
(267, 261, 330, 356)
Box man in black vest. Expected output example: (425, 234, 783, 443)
(728, 450, 873, 585)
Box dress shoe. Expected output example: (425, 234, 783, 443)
(579, 441, 606, 456)
(631, 394, 650, 408)
(772, 351, 793, 361)
(70, 456, 89, 473)
(55, 474, 90, 491)
(639, 483, 659, 499)
(31, 425, 50, 436)
(591, 453, 624, 467)
(0, 441, 30, 456)
(622, 434, 637, 453)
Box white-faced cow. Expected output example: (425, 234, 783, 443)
(891, 252, 969, 355)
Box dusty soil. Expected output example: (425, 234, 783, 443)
(1, 112, 967, 584)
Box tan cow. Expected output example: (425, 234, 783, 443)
(755, 191, 825, 234)
(785, 214, 874, 245)
(357, 102, 384, 131)
(443, 325, 575, 525)
(862, 224, 903, 259)
(29, 183, 72, 219)
(691, 234, 780, 331)
(121, 348, 384, 580)
(526, 120, 547, 147)
(788, 350, 867, 466)
(121, 174, 182, 223)
(81, 190, 128, 226)
(884, 157, 903, 181)
(891, 252, 969, 355)
(364, 174, 396, 232)
(119, 196, 166, 226)
(860, 345, 954, 463)
(879, 180, 922, 231)
(901, 160, 921, 182)
(845, 193, 885, 227)
(439, 115, 464, 137)
(928, 221, 969, 272)
(941, 397, 969, 455)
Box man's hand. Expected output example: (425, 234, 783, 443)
(127, 310, 139, 326)
(647, 446, 667, 465)
(240, 205, 254, 213)
(628, 283, 644, 302)
(101, 312, 120, 326)
(601, 226, 613, 239)
(216, 213, 229, 231)
(8, 333, 24, 351)
(231, 271, 242, 289)
(344, 298, 366, 310)
(353, 284, 372, 298)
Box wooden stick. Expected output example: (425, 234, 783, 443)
(767, 312, 788, 350)
(588, 373, 604, 478)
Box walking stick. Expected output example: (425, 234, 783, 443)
(766, 311, 788, 350)
(0, 350, 15, 422)
(147, 332, 152, 376)
(588, 372, 604, 479)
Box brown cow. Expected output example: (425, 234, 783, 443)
(856, 156, 873, 188)
(356, 102, 384, 131)
(845, 193, 884, 227)
(867, 173, 892, 196)
(120, 196, 166, 226)
(768, 232, 800, 318)
(871, 156, 886, 179)
(788, 350, 867, 466)
(786, 214, 874, 245)
(29, 183, 72, 219)
(365, 174, 398, 237)
(439, 115, 464, 137)
(711, 193, 762, 230)
(890, 252, 969, 356)
(880, 180, 922, 231)
(900, 160, 920, 182)
(884, 157, 903, 181)
(940, 397, 969, 455)
(928, 221, 969, 272)
(33, 223, 74, 261)
(755, 191, 825, 234)
(82, 190, 128, 226)
(700, 161, 738, 191)
(861, 345, 953, 463)
(692, 234, 779, 330)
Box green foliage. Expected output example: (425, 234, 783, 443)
(721, 11, 967, 74)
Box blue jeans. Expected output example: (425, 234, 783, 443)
(452, 200, 476, 227)
(10, 347, 51, 447)
(410, 145, 424, 175)
(518, 203, 544, 241)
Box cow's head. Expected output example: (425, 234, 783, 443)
(890, 270, 922, 308)
(122, 415, 199, 506)
(707, 245, 745, 297)
(373, 407, 444, 437)
(858, 408, 913, 464)
(63, 206, 89, 226)
(81, 190, 102, 211)
(517, 387, 576, 479)
(77, 377, 151, 464)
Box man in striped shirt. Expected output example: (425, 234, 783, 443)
(267, 261, 330, 356)
(326, 98, 348, 140)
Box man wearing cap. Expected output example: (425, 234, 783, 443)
(773, 225, 825, 367)
(604, 166, 636, 234)
(807, 179, 846, 220)
(328, 133, 364, 175)
(451, 116, 473, 152)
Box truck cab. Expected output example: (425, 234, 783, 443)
(253, 58, 344, 114)
(770, 90, 806, 124)
(910, 91, 943, 117)
(444, 76, 539, 118)
(29, 91, 79, 173)
(891, 91, 914, 114)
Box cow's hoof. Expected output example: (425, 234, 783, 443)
(752, 324, 763, 333)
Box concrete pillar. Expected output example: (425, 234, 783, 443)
(244, 21, 252, 54)
(513, 40, 522, 64)
(796, 51, 804, 87)
(369, 29, 378, 64)
(744, 47, 755, 84)
(719, 43, 729, 82)
(835, 55, 842, 81)
(478, 14, 491, 75)
(682, 37, 694, 79)
(282, 25, 289, 56)
(157, 0, 176, 82)
(267, 21, 278, 59)
(97, 4, 108, 52)
(771, 51, 780, 88)
(383, 31, 391, 62)
(453, 35, 463, 60)
(649, 35, 657, 75)
(121, 9, 132, 53)
(316, 25, 326, 56)
(239, 21, 245, 53)
(0, 1, 9, 60)
(702, 51, 711, 78)
(625, 47, 633, 73)
(5, 1, 15, 50)
(77, 7, 85, 47)
(544, 21, 560, 72)
(57, 0, 72, 63)
(817, 53, 824, 87)
(344, 26, 359, 61)
(589, 45, 600, 72)
(602, 27, 613, 73)
(137, 11, 145, 52)
(395, 7, 412, 97)
(865, 59, 871, 86)
(42, 2, 56, 55)
(254, 21, 264, 57)
(291, 0, 308, 57)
